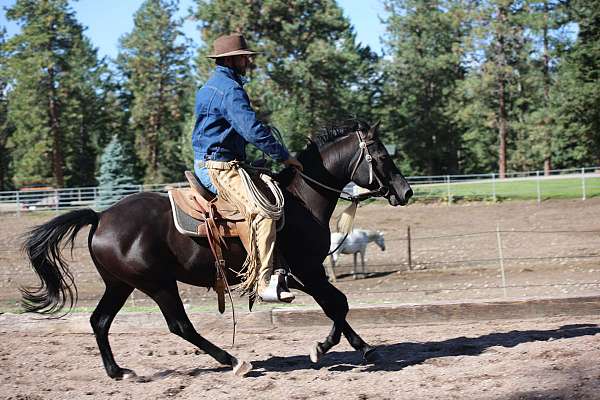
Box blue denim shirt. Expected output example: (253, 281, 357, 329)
(192, 65, 289, 193)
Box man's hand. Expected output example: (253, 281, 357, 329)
(283, 157, 303, 172)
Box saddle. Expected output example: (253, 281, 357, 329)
(168, 171, 251, 313)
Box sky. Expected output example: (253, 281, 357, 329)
(0, 0, 388, 59)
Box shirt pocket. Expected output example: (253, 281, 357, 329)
(199, 86, 225, 116)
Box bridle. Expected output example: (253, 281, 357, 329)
(347, 130, 390, 198)
(299, 129, 390, 201)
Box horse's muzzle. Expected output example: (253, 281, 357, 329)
(388, 187, 412, 206)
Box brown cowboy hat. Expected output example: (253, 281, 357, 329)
(207, 34, 260, 58)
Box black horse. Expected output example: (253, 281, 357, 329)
(22, 121, 413, 378)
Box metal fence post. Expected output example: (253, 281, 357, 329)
(581, 167, 586, 200)
(492, 173, 496, 202)
(407, 225, 412, 271)
(536, 170, 541, 205)
(16, 191, 20, 217)
(446, 175, 451, 205)
(496, 223, 508, 298)
(55, 189, 59, 214)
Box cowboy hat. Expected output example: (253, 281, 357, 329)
(207, 34, 260, 58)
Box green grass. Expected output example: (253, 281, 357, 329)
(412, 176, 600, 201)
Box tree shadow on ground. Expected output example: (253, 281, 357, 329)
(252, 323, 600, 374)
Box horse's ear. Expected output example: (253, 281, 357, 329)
(368, 121, 381, 138)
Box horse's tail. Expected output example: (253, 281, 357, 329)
(21, 208, 99, 314)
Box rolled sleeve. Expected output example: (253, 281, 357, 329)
(222, 86, 289, 161)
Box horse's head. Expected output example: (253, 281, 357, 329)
(349, 122, 413, 206)
(375, 231, 385, 251)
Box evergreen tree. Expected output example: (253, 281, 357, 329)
(0, 29, 15, 190)
(193, 0, 379, 151)
(5, 0, 106, 187)
(502, 0, 571, 174)
(96, 135, 138, 208)
(551, 0, 600, 167)
(451, 0, 533, 176)
(118, 0, 193, 184)
(97, 65, 145, 182)
(380, 0, 472, 175)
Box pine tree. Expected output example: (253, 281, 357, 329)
(118, 0, 193, 184)
(380, 0, 472, 175)
(551, 0, 600, 166)
(5, 0, 106, 187)
(451, 0, 533, 176)
(0, 29, 15, 190)
(193, 0, 379, 151)
(503, 0, 571, 174)
(96, 135, 138, 208)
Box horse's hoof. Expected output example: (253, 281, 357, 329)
(122, 369, 138, 379)
(232, 359, 253, 377)
(112, 368, 137, 380)
(363, 346, 380, 363)
(309, 342, 323, 364)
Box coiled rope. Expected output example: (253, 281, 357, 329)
(238, 166, 285, 229)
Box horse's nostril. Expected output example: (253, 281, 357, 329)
(405, 188, 413, 200)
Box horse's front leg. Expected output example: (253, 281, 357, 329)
(294, 271, 374, 363)
(360, 250, 366, 276)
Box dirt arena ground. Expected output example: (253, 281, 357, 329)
(1, 313, 599, 400)
(1, 198, 599, 399)
(2, 197, 599, 310)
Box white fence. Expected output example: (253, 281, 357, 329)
(1, 166, 599, 216)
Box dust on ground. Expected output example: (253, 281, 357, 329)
(1, 199, 600, 399)
(1, 313, 599, 400)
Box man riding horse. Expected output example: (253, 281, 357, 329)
(192, 33, 303, 303)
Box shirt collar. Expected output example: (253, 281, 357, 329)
(215, 65, 245, 86)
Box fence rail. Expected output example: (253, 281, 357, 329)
(1, 166, 599, 215)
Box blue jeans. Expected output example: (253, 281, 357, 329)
(194, 160, 218, 194)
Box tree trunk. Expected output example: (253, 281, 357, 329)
(48, 67, 64, 187)
(496, 5, 508, 179)
(498, 78, 507, 179)
(542, 0, 552, 175)
(47, 20, 64, 187)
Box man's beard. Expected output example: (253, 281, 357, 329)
(233, 65, 247, 76)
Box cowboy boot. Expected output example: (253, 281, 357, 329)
(257, 268, 295, 303)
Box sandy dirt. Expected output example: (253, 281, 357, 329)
(1, 199, 600, 399)
(1, 198, 599, 310)
(1, 313, 599, 400)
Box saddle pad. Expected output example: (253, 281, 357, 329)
(168, 190, 239, 237)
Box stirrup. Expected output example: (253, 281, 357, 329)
(258, 269, 295, 303)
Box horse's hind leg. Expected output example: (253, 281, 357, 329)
(146, 283, 252, 376)
(90, 282, 134, 379)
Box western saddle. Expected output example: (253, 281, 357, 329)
(168, 171, 251, 313)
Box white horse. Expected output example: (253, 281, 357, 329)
(327, 229, 386, 281)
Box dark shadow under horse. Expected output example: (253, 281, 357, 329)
(21, 121, 413, 378)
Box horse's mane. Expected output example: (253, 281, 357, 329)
(276, 119, 370, 187)
(311, 119, 370, 147)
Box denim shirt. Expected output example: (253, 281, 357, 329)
(192, 65, 289, 193)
